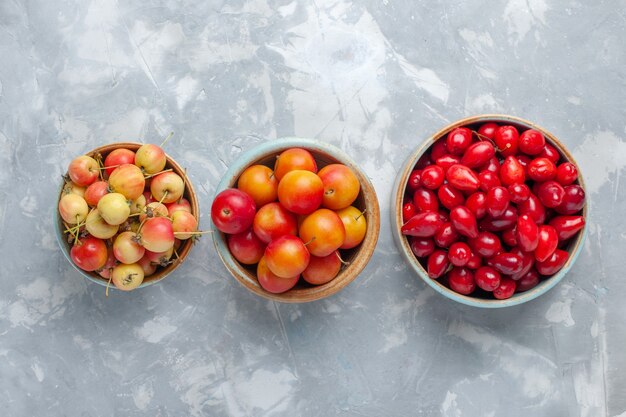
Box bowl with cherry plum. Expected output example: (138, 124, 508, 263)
(55, 141, 200, 292)
(211, 138, 380, 303)
(392, 115, 587, 308)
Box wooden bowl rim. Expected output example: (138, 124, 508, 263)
(391, 114, 588, 308)
(55, 142, 200, 289)
(212, 137, 381, 303)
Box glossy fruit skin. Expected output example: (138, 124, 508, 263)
(410, 237, 435, 258)
(516, 214, 539, 252)
(486, 186, 510, 218)
(302, 252, 342, 285)
(97, 193, 130, 226)
(549, 215, 585, 241)
(413, 188, 439, 213)
(436, 154, 461, 172)
(430, 140, 448, 161)
(140, 217, 175, 253)
(108, 164, 146, 201)
(480, 157, 501, 174)
(554, 185, 585, 214)
(475, 266, 501, 292)
(479, 206, 518, 232)
(237, 165, 278, 207)
(434, 222, 460, 248)
(478, 171, 501, 192)
(420, 165, 445, 189)
(538, 143, 560, 164)
(448, 242, 472, 266)
(468, 231, 502, 258)
(318, 164, 360, 210)
(70, 236, 108, 271)
(438, 185, 465, 210)
(227, 228, 266, 265)
(104, 148, 135, 177)
(140, 202, 168, 222)
(537, 181, 565, 208)
(527, 157, 557, 182)
(407, 170, 422, 193)
(500, 156, 526, 186)
(165, 198, 191, 216)
(277, 170, 324, 215)
(555, 162, 578, 186)
(168, 210, 198, 239)
(509, 247, 535, 280)
(402, 200, 416, 221)
(450, 206, 479, 238)
(68, 155, 100, 187)
(253, 202, 297, 244)
(211, 189, 256, 234)
(493, 278, 516, 299)
(516, 269, 540, 292)
(84, 181, 109, 207)
(501, 228, 518, 247)
(336, 206, 367, 249)
(461, 141, 495, 168)
(508, 183, 531, 204)
(465, 192, 487, 219)
(59, 193, 89, 224)
(401, 212, 444, 237)
(135, 144, 166, 174)
(466, 253, 482, 269)
(536, 249, 568, 275)
(111, 263, 144, 291)
(448, 267, 475, 295)
(298, 209, 346, 257)
(274, 148, 317, 181)
(264, 235, 310, 278)
(137, 254, 157, 277)
(257, 256, 300, 294)
(85, 209, 119, 239)
(113, 231, 145, 264)
(486, 252, 524, 275)
(447, 164, 480, 192)
(446, 127, 473, 155)
(518, 194, 546, 224)
(518, 129, 546, 155)
(535, 225, 559, 262)
(150, 172, 185, 204)
(477, 122, 499, 140)
(427, 250, 449, 279)
(494, 125, 519, 157)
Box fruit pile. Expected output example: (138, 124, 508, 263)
(211, 148, 367, 294)
(58, 141, 198, 291)
(401, 123, 586, 299)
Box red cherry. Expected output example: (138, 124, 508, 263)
(413, 188, 439, 213)
(438, 210, 450, 223)
(516, 154, 532, 169)
(407, 170, 422, 193)
(493, 278, 516, 299)
(450, 206, 479, 238)
(501, 228, 518, 247)
(537, 181, 565, 208)
(421, 165, 445, 189)
(475, 266, 501, 291)
(427, 250, 450, 279)
(518, 194, 546, 224)
(461, 141, 495, 168)
(516, 269, 540, 292)
(410, 237, 435, 258)
(468, 231, 502, 258)
(447, 127, 473, 155)
(437, 184, 465, 210)
(527, 157, 557, 182)
(447, 165, 480, 192)
(518, 129, 546, 155)
(430, 140, 448, 161)
(480, 156, 501, 174)
(500, 156, 526, 186)
(486, 186, 510, 218)
(535, 225, 559, 262)
(466, 253, 482, 269)
(415, 154, 431, 170)
(478, 171, 501, 192)
(477, 122, 499, 140)
(465, 192, 488, 219)
(401, 212, 444, 237)
(508, 183, 531, 204)
(436, 154, 462, 172)
(479, 206, 518, 232)
(509, 247, 535, 280)
(434, 222, 460, 248)
(536, 249, 568, 275)
(549, 215, 585, 241)
(448, 242, 472, 266)
(486, 252, 524, 275)
(448, 267, 476, 295)
(402, 200, 416, 222)
(538, 143, 560, 164)
(516, 214, 539, 252)
(494, 125, 519, 157)
(554, 185, 585, 214)
(555, 162, 578, 186)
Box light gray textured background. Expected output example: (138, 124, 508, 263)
(0, 0, 624, 416)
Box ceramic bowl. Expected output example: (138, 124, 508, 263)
(212, 137, 380, 303)
(55, 142, 199, 289)
(392, 114, 588, 308)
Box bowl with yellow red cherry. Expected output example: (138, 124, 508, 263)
(211, 138, 380, 302)
(55, 138, 200, 292)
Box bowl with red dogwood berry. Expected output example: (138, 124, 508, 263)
(392, 115, 587, 307)
(56, 138, 201, 292)
(211, 138, 380, 303)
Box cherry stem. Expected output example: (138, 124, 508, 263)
(144, 168, 173, 180)
(74, 215, 80, 244)
(160, 131, 174, 148)
(173, 230, 212, 236)
(136, 218, 148, 235)
(355, 209, 367, 221)
(100, 164, 121, 171)
(303, 237, 316, 246)
(158, 191, 169, 205)
(105, 274, 112, 297)
(335, 251, 350, 266)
